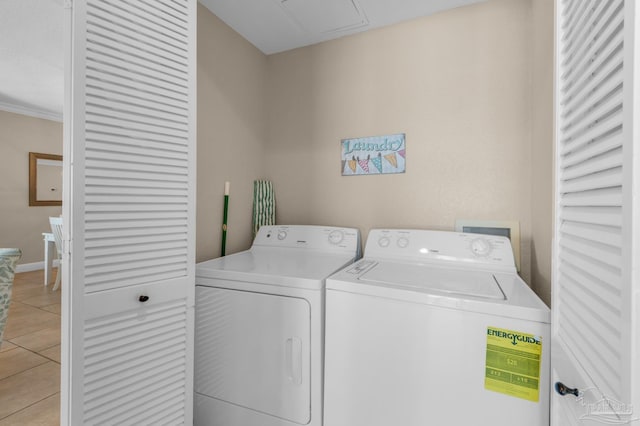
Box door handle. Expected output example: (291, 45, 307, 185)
(286, 337, 302, 385)
(555, 382, 580, 397)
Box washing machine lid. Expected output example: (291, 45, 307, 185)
(327, 260, 550, 323)
(358, 262, 506, 300)
(196, 247, 357, 290)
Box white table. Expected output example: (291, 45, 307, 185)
(43, 232, 55, 286)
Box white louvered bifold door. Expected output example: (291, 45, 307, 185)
(553, 0, 639, 424)
(62, 0, 196, 424)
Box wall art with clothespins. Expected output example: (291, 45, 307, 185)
(340, 133, 406, 176)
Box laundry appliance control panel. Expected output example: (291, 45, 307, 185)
(366, 229, 516, 272)
(253, 225, 360, 253)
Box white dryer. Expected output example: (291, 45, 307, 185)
(323, 229, 550, 426)
(194, 225, 360, 426)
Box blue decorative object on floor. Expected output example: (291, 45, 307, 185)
(0, 248, 22, 344)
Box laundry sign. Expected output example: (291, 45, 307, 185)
(341, 133, 406, 176)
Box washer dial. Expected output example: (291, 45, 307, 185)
(328, 230, 344, 245)
(277, 230, 287, 240)
(397, 237, 410, 248)
(378, 236, 391, 248)
(470, 237, 492, 257)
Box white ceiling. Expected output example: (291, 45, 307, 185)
(0, 0, 64, 121)
(199, 0, 486, 55)
(0, 0, 485, 121)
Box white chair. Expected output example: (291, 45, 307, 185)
(49, 217, 63, 291)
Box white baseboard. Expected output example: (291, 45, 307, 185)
(16, 260, 60, 273)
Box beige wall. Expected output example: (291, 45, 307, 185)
(197, 4, 268, 262)
(1, 1, 554, 303)
(530, 0, 554, 306)
(264, 0, 538, 284)
(0, 110, 62, 264)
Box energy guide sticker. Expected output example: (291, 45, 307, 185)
(485, 327, 542, 402)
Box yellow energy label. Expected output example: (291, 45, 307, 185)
(484, 326, 542, 402)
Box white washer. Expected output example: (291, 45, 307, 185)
(194, 225, 360, 426)
(324, 229, 550, 426)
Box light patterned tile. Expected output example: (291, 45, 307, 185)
(10, 285, 52, 303)
(9, 327, 60, 353)
(0, 340, 17, 353)
(0, 271, 61, 423)
(0, 393, 59, 426)
(39, 345, 61, 364)
(3, 302, 60, 341)
(13, 271, 45, 285)
(19, 291, 61, 309)
(0, 362, 60, 419)
(40, 304, 62, 315)
(0, 347, 49, 380)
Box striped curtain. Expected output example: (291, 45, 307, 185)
(252, 180, 275, 237)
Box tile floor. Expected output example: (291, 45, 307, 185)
(0, 270, 61, 425)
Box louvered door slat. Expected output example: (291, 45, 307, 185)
(84, 225, 188, 239)
(87, 96, 188, 126)
(557, 313, 621, 395)
(562, 128, 621, 167)
(87, 71, 189, 106)
(562, 81, 622, 140)
(85, 211, 188, 222)
(86, 30, 187, 80)
(561, 0, 612, 79)
(560, 205, 622, 227)
(558, 280, 621, 361)
(119, 0, 188, 32)
(561, 0, 622, 81)
(86, 178, 187, 192)
(87, 85, 188, 121)
(558, 265, 621, 328)
(560, 0, 588, 40)
(562, 147, 623, 180)
(559, 234, 622, 269)
(87, 15, 188, 64)
(87, 186, 188, 197)
(91, 0, 188, 46)
(560, 187, 622, 206)
(561, 168, 622, 195)
(86, 122, 188, 147)
(87, 48, 188, 91)
(560, 221, 622, 247)
(87, 85, 188, 118)
(561, 108, 623, 154)
(85, 167, 188, 184)
(64, 0, 195, 423)
(558, 246, 622, 291)
(85, 158, 189, 177)
(561, 50, 623, 122)
(86, 109, 189, 137)
(562, 61, 622, 128)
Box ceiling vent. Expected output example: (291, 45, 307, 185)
(277, 0, 369, 35)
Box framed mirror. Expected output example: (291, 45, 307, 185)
(29, 152, 63, 206)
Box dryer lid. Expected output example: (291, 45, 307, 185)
(196, 247, 357, 289)
(358, 262, 506, 300)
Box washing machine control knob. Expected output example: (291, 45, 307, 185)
(378, 236, 391, 248)
(397, 237, 409, 248)
(328, 230, 344, 245)
(470, 237, 492, 257)
(277, 230, 287, 240)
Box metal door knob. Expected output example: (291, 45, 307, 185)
(555, 382, 579, 397)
